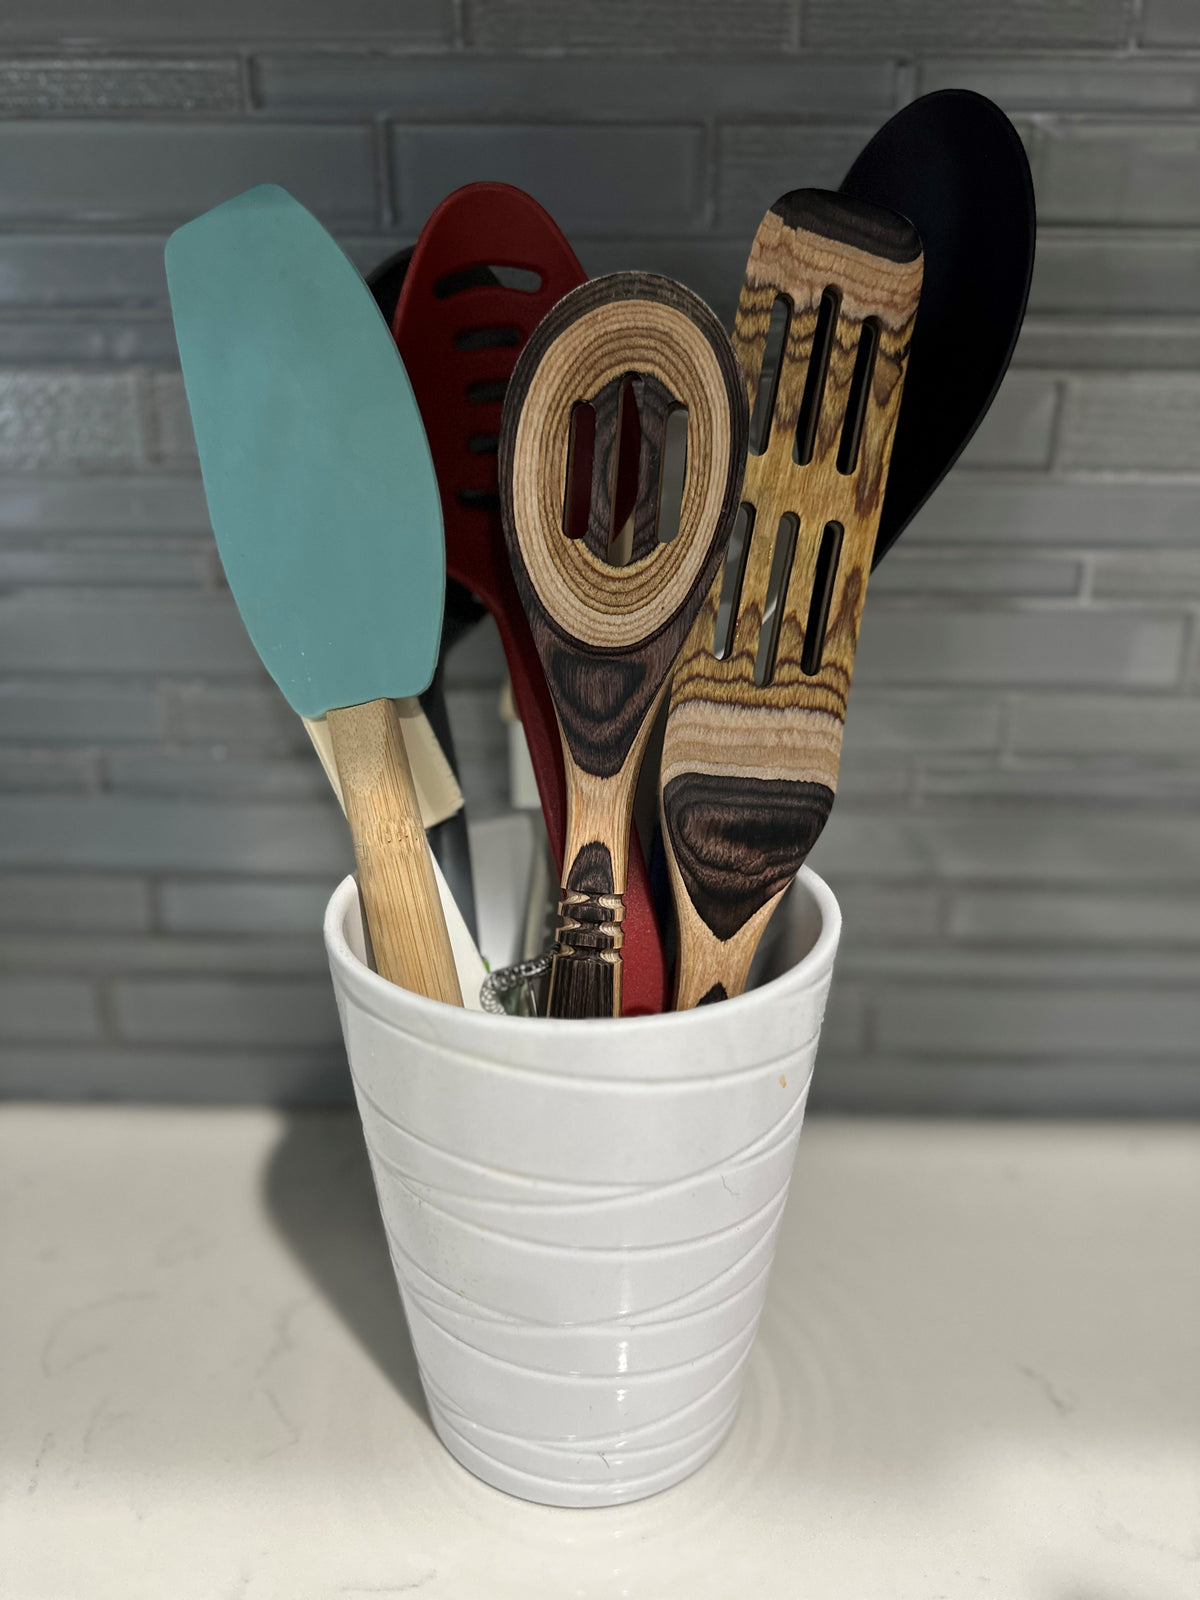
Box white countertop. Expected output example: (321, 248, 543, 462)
(2, 1108, 1197, 1599)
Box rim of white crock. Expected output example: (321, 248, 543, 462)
(323, 866, 841, 1041)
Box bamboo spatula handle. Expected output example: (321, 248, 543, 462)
(327, 698, 463, 1006)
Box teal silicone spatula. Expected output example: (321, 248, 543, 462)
(166, 183, 462, 1006)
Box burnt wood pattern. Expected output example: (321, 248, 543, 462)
(500, 272, 747, 1018)
(660, 190, 923, 1010)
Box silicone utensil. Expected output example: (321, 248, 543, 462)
(501, 273, 748, 1019)
(839, 89, 1035, 567)
(166, 183, 461, 1005)
(390, 182, 668, 1016)
(660, 191, 922, 1008)
(367, 243, 485, 941)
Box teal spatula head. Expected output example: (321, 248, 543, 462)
(165, 184, 444, 718)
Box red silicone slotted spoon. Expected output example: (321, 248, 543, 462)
(391, 182, 667, 1015)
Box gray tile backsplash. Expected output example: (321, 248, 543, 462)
(1, 3, 1197, 1115)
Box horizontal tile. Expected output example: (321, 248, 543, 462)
(814, 979, 866, 1053)
(160, 682, 306, 749)
(0, 747, 98, 793)
(159, 878, 332, 935)
(0, 122, 378, 227)
(1092, 550, 1200, 601)
(0, 976, 99, 1042)
(577, 237, 748, 324)
(0, 56, 243, 114)
(808, 1058, 1200, 1117)
(0, 536, 211, 588)
(0, 871, 151, 932)
(0, 235, 171, 309)
(947, 887, 1200, 945)
(0, 795, 352, 874)
(1031, 228, 1200, 317)
(257, 53, 894, 117)
(1007, 693, 1200, 759)
(917, 760, 1200, 805)
(1140, 0, 1200, 45)
(809, 803, 1200, 884)
(0, 679, 161, 743)
(0, 1, 452, 43)
(0, 1045, 350, 1104)
(875, 983, 1200, 1057)
(828, 746, 911, 803)
(868, 551, 1082, 599)
(142, 371, 197, 468)
(0, 929, 330, 976)
(803, 0, 1131, 49)
(392, 122, 705, 235)
(1038, 119, 1200, 225)
(955, 372, 1060, 468)
(0, 591, 260, 676)
(829, 884, 942, 942)
(114, 976, 340, 1046)
(0, 370, 141, 472)
(837, 939, 1200, 986)
(1058, 374, 1200, 471)
(839, 692, 1004, 753)
(908, 474, 1200, 549)
(106, 750, 329, 800)
(464, 0, 795, 52)
(1015, 314, 1200, 369)
(0, 474, 209, 534)
(0, 314, 181, 366)
(715, 122, 880, 232)
(853, 607, 1185, 691)
(918, 53, 1200, 111)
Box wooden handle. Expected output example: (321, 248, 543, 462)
(500, 273, 747, 1017)
(327, 698, 462, 1006)
(662, 190, 923, 1008)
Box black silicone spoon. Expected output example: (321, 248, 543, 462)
(839, 88, 1036, 567)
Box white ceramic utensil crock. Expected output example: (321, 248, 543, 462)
(323, 866, 840, 1507)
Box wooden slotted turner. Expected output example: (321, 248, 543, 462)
(660, 190, 923, 1008)
(500, 273, 747, 1020)
(166, 184, 461, 1006)
(389, 183, 668, 1015)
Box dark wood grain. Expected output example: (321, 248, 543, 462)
(660, 189, 923, 1010)
(500, 271, 748, 1017)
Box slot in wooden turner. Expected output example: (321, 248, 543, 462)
(500, 273, 747, 1019)
(660, 190, 923, 1008)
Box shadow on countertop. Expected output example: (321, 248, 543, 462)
(261, 1109, 428, 1424)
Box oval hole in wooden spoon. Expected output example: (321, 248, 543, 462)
(563, 400, 596, 541)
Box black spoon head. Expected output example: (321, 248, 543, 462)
(840, 88, 1036, 567)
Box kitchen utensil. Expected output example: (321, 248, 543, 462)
(839, 89, 1035, 567)
(501, 273, 748, 1019)
(391, 182, 668, 1015)
(660, 190, 922, 1008)
(166, 183, 461, 1005)
(368, 243, 486, 941)
(305, 705, 487, 1008)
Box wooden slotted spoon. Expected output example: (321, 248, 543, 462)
(660, 190, 923, 1008)
(500, 272, 747, 1019)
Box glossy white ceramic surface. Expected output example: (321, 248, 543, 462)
(323, 868, 841, 1506)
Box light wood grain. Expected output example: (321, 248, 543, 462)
(303, 699, 462, 827)
(500, 273, 747, 1018)
(661, 190, 923, 1009)
(327, 698, 463, 1007)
